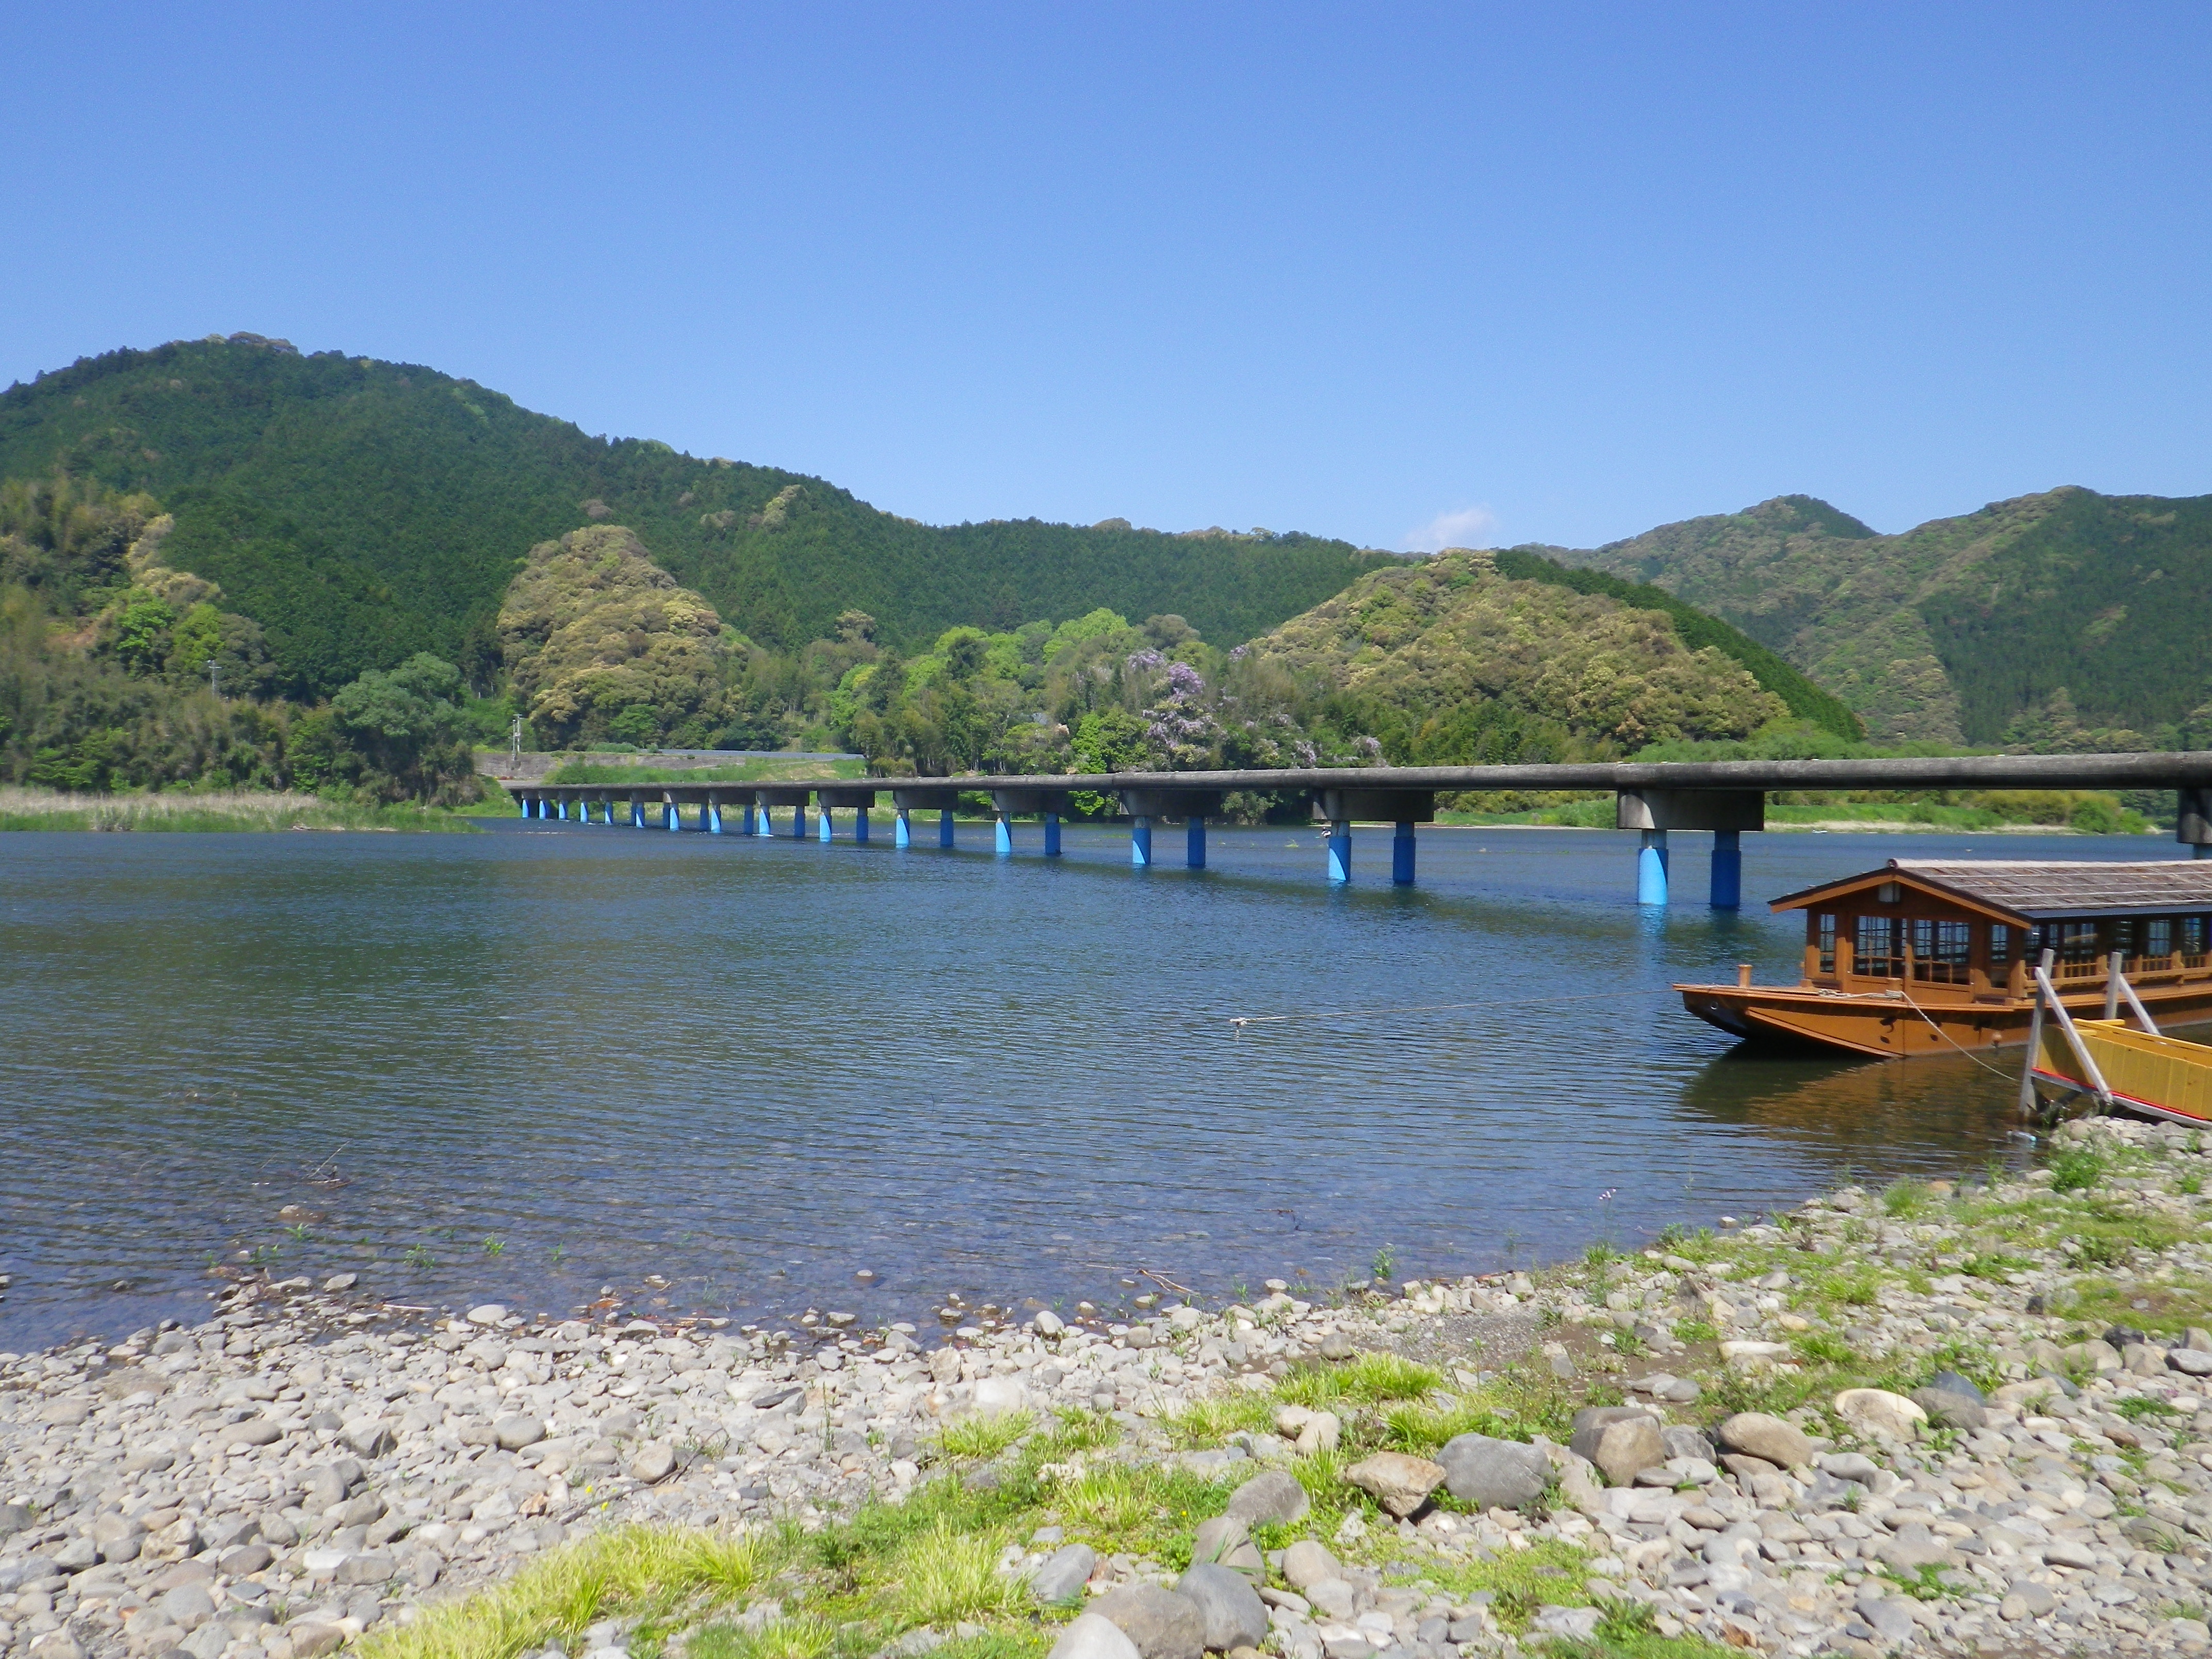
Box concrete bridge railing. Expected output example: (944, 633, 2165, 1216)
(503, 752, 2212, 907)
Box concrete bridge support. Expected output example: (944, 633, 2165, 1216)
(662, 792, 681, 831)
(894, 807, 911, 848)
(995, 812, 1013, 856)
(1117, 789, 1223, 873)
(2182, 789, 2212, 858)
(1313, 789, 1434, 887)
(988, 789, 1070, 859)
(629, 793, 645, 829)
(1617, 789, 1763, 907)
(890, 788, 960, 851)
(819, 808, 835, 843)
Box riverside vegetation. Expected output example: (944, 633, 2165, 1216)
(15, 1117, 2212, 1659)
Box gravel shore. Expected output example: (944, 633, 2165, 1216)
(10, 1113, 2212, 1659)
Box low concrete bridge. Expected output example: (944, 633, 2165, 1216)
(510, 752, 2212, 907)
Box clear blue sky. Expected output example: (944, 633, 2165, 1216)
(5, 4, 2208, 551)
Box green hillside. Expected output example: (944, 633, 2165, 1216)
(1489, 547, 1861, 739)
(0, 335, 1403, 695)
(1539, 489, 2212, 746)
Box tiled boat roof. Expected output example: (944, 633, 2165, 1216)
(1770, 859, 2212, 919)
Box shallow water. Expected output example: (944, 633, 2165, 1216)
(0, 819, 2186, 1349)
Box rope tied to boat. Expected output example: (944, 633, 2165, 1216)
(1892, 986, 2019, 1080)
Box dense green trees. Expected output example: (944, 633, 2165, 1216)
(1548, 488, 2212, 744)
(0, 336, 1401, 696)
(0, 470, 481, 802)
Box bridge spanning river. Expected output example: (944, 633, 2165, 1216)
(510, 751, 2212, 905)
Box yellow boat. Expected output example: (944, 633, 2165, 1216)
(2032, 1017, 2212, 1125)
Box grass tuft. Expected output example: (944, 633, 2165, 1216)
(935, 1411, 1035, 1462)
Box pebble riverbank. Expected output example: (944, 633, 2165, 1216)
(12, 1114, 2212, 1658)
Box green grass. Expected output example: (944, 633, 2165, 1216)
(0, 786, 482, 833)
(2051, 1148, 2107, 1193)
(360, 1525, 769, 1659)
(1275, 1352, 1443, 1408)
(932, 1411, 1035, 1462)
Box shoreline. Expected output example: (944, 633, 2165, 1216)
(9, 1115, 2212, 1657)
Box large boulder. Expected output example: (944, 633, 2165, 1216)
(1715, 1412, 1812, 1470)
(1279, 1540, 1341, 1591)
(1091, 1584, 1207, 1659)
(1342, 1452, 1445, 1517)
(1834, 1389, 1926, 1439)
(1049, 1614, 1142, 1659)
(971, 1376, 1030, 1417)
(1911, 1387, 1985, 1431)
(1569, 1409, 1666, 1486)
(1188, 1518, 1262, 1584)
(1031, 1543, 1097, 1604)
(1435, 1434, 1550, 1509)
(1175, 1563, 1268, 1652)
(1224, 1469, 1309, 1527)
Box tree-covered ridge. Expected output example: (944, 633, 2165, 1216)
(0, 471, 483, 802)
(0, 336, 1405, 695)
(1245, 550, 1785, 752)
(1542, 487, 2212, 746)
(1488, 547, 1861, 739)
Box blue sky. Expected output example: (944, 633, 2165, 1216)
(5, 4, 2208, 550)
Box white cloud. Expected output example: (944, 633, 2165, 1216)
(1403, 505, 1500, 554)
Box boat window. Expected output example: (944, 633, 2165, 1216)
(1911, 918, 1972, 984)
(2058, 920, 2102, 976)
(1855, 915, 1900, 978)
(1817, 914, 1836, 973)
(2187, 916, 2209, 961)
(2147, 918, 2173, 963)
(2112, 918, 2136, 955)
(2027, 922, 2047, 961)
(1989, 924, 2012, 969)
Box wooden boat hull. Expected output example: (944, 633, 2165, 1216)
(1676, 979, 2212, 1061)
(2032, 1019, 2212, 1125)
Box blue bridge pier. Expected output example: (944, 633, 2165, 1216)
(1313, 786, 1433, 887)
(1616, 787, 1763, 908)
(988, 788, 1071, 859)
(1117, 787, 1222, 871)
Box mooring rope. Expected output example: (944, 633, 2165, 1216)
(1892, 986, 2020, 1080)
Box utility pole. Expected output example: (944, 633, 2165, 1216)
(510, 714, 524, 775)
(210, 661, 220, 700)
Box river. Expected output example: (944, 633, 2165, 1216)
(0, 820, 2181, 1350)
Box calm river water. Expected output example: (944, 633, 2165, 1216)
(0, 820, 2188, 1349)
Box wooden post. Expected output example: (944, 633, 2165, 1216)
(1736, 963, 1753, 988)
(2118, 967, 2161, 1035)
(2105, 951, 2124, 1021)
(2037, 955, 2115, 1112)
(2020, 959, 2046, 1118)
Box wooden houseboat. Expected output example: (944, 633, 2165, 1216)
(1677, 859, 2212, 1059)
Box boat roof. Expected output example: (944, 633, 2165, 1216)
(1768, 858, 2212, 922)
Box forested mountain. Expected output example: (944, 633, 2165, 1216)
(0, 335, 1403, 696)
(1536, 490, 2212, 747)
